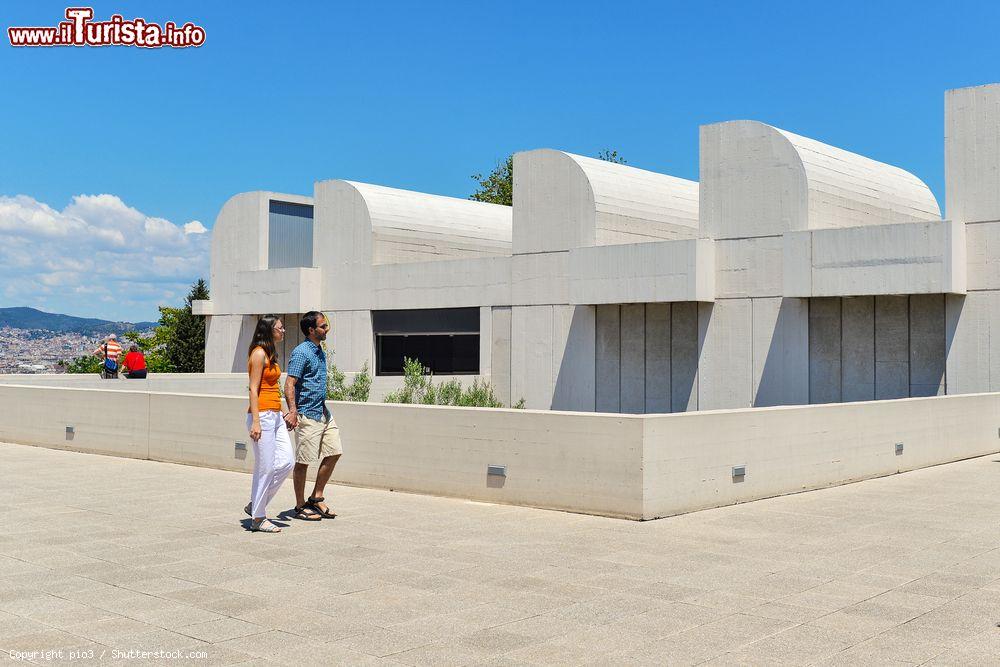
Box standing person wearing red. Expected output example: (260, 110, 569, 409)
(122, 345, 147, 379)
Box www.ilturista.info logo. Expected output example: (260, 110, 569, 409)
(8, 7, 205, 48)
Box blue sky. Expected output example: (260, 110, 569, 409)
(1, 0, 998, 321)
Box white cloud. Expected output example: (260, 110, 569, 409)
(0, 194, 210, 321)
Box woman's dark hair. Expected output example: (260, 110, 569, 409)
(300, 311, 325, 337)
(248, 314, 281, 367)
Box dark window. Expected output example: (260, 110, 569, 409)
(373, 308, 479, 375)
(268, 201, 313, 269)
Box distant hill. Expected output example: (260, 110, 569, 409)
(0, 307, 157, 336)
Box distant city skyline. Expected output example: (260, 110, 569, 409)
(4, 1, 1000, 320)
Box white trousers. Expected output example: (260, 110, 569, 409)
(246, 411, 294, 519)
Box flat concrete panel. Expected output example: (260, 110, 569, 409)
(797, 221, 964, 297)
(753, 298, 808, 407)
(552, 306, 596, 412)
(698, 299, 752, 410)
(715, 237, 783, 299)
(645, 304, 671, 414)
(510, 306, 554, 410)
(909, 295, 946, 397)
(946, 84, 1000, 224)
(595, 305, 621, 412)
(331, 310, 374, 373)
(965, 221, 1000, 291)
(944, 291, 1000, 395)
(782, 231, 812, 297)
(620, 304, 645, 413)
(233, 315, 257, 373)
(808, 297, 842, 404)
(568, 239, 714, 305)
(511, 251, 569, 306)
(373, 256, 511, 311)
(204, 314, 243, 374)
(875, 296, 909, 400)
(671, 302, 699, 412)
(842, 296, 875, 402)
(491, 307, 512, 407)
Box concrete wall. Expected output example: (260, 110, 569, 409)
(784, 220, 966, 298)
(232, 268, 322, 314)
(941, 84, 1000, 399)
(642, 392, 1000, 518)
(0, 384, 644, 519)
(510, 305, 595, 411)
(946, 84, 1000, 224)
(2, 384, 997, 521)
(205, 314, 253, 373)
(568, 239, 715, 305)
(806, 295, 946, 403)
(594, 303, 700, 414)
(0, 373, 250, 395)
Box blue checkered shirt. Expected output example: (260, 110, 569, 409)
(286, 340, 328, 421)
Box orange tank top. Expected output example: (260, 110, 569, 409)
(248, 347, 282, 413)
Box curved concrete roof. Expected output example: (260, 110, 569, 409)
(316, 180, 511, 266)
(346, 181, 511, 257)
(514, 149, 699, 254)
(701, 121, 940, 238)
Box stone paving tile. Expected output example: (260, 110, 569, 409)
(2, 442, 1000, 664)
(237, 603, 383, 642)
(175, 617, 266, 643)
(220, 629, 381, 665)
(814, 629, 951, 665)
(707, 623, 862, 665)
(924, 626, 1000, 666)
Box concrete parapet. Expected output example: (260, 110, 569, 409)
(0, 383, 996, 520)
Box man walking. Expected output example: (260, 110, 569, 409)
(284, 311, 341, 520)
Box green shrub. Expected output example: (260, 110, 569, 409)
(325, 349, 371, 402)
(382, 357, 514, 408)
(63, 354, 102, 374)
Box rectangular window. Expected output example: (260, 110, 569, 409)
(373, 308, 479, 375)
(268, 201, 313, 269)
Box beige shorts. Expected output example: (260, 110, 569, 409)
(294, 412, 342, 464)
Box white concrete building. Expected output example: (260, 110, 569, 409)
(198, 83, 999, 413)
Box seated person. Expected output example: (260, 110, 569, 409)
(122, 345, 147, 379)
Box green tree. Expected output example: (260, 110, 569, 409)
(63, 354, 102, 374)
(596, 149, 627, 164)
(470, 155, 514, 206)
(164, 279, 209, 373)
(121, 329, 173, 372)
(470, 150, 628, 207)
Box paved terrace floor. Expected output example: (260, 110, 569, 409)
(1, 444, 999, 666)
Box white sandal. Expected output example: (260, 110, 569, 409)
(250, 518, 281, 533)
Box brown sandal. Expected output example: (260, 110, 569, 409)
(307, 496, 337, 519)
(294, 504, 322, 521)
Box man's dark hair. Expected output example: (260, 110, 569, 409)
(300, 311, 325, 337)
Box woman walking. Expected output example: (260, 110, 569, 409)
(244, 315, 294, 532)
